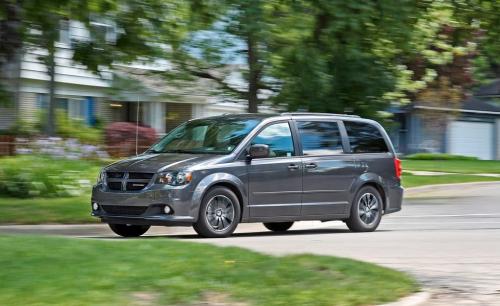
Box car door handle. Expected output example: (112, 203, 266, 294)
(305, 163, 317, 169)
(287, 164, 300, 170)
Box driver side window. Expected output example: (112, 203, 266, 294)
(251, 122, 295, 158)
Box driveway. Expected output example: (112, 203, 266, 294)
(1, 182, 500, 305)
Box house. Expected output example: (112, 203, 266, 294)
(0, 21, 263, 136)
(390, 80, 500, 160)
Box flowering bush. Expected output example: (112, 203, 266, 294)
(105, 122, 157, 157)
(15, 137, 110, 160)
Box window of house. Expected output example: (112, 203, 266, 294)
(90, 21, 116, 44)
(36, 95, 68, 111)
(252, 122, 295, 158)
(37, 94, 49, 109)
(297, 121, 344, 155)
(68, 99, 86, 120)
(59, 20, 71, 45)
(344, 121, 389, 153)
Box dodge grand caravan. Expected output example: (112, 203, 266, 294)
(91, 113, 403, 238)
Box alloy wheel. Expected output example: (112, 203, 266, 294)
(205, 195, 235, 232)
(358, 193, 380, 225)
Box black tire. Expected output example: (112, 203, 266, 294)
(108, 224, 150, 237)
(346, 186, 383, 232)
(193, 187, 241, 238)
(263, 222, 294, 232)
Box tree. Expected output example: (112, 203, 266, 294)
(166, 0, 277, 113)
(268, 0, 426, 118)
(10, 0, 169, 135)
(0, 0, 22, 106)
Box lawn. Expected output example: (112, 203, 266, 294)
(0, 196, 95, 224)
(402, 173, 500, 188)
(0, 235, 418, 306)
(403, 159, 500, 174)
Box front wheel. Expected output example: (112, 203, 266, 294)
(346, 186, 382, 232)
(193, 187, 241, 238)
(108, 224, 150, 237)
(263, 222, 294, 232)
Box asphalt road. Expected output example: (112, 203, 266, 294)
(2, 182, 500, 305)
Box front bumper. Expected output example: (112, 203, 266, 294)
(90, 184, 198, 226)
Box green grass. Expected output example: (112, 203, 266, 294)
(0, 196, 95, 224)
(0, 235, 418, 306)
(403, 159, 500, 174)
(404, 153, 478, 161)
(402, 173, 500, 188)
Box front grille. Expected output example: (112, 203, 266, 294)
(126, 182, 148, 191)
(105, 172, 154, 192)
(101, 205, 148, 216)
(107, 172, 125, 178)
(129, 173, 154, 180)
(107, 182, 122, 191)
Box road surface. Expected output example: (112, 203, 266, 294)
(1, 182, 500, 305)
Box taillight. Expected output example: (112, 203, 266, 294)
(394, 157, 402, 179)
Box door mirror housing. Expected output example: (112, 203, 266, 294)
(247, 144, 270, 160)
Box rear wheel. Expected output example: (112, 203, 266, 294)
(108, 224, 150, 237)
(346, 186, 382, 232)
(263, 222, 294, 232)
(193, 187, 241, 238)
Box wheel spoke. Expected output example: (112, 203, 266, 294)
(358, 193, 379, 225)
(206, 195, 234, 232)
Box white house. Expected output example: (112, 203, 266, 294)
(0, 20, 270, 135)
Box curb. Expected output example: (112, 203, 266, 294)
(377, 291, 431, 306)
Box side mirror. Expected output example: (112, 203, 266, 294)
(247, 144, 270, 160)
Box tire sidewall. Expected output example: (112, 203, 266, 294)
(349, 186, 383, 232)
(195, 187, 241, 238)
(263, 222, 294, 232)
(108, 224, 150, 237)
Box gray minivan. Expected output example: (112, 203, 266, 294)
(91, 113, 403, 238)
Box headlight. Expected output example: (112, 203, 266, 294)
(97, 169, 106, 184)
(157, 171, 192, 186)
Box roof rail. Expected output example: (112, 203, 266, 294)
(281, 112, 360, 118)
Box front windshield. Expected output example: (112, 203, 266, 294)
(147, 117, 262, 154)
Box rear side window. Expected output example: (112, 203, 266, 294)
(344, 121, 389, 153)
(297, 121, 344, 155)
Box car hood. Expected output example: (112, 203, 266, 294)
(105, 153, 222, 173)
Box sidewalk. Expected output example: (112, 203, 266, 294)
(404, 181, 500, 198)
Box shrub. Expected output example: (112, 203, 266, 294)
(0, 155, 102, 198)
(404, 153, 479, 161)
(55, 110, 103, 145)
(104, 122, 157, 157)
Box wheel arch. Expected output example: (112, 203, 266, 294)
(192, 173, 247, 221)
(351, 174, 388, 213)
(208, 182, 245, 220)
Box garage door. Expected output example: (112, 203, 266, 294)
(447, 121, 494, 160)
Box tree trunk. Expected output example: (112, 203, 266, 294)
(247, 34, 259, 113)
(46, 44, 56, 136)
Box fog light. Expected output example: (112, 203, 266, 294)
(92, 202, 99, 211)
(163, 205, 172, 214)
